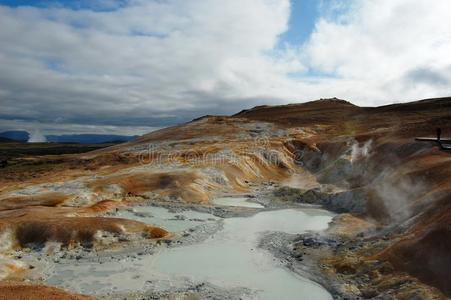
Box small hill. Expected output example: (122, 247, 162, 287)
(372, 96, 451, 112)
(233, 97, 361, 127)
(0, 130, 29, 142)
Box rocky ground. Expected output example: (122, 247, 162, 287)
(100, 282, 254, 300)
(258, 181, 448, 299)
(259, 228, 444, 300)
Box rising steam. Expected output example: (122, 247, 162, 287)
(350, 140, 372, 163)
(28, 130, 47, 143)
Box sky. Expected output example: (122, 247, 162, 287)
(0, 0, 450, 136)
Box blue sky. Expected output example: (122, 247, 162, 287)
(0, 0, 128, 11)
(0, 0, 450, 136)
(280, 0, 318, 46)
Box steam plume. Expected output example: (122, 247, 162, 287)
(28, 130, 47, 143)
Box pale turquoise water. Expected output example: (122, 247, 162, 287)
(153, 209, 333, 299)
(47, 207, 334, 299)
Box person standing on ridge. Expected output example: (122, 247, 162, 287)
(437, 128, 442, 141)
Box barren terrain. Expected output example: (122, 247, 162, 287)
(0, 97, 450, 299)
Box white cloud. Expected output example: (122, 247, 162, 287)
(0, 0, 450, 134)
(0, 0, 297, 134)
(303, 0, 451, 105)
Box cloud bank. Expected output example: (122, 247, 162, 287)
(0, 0, 450, 135)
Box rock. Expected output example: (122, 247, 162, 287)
(190, 218, 205, 222)
(134, 212, 153, 218)
(294, 253, 303, 261)
(361, 288, 378, 298)
(335, 264, 356, 275)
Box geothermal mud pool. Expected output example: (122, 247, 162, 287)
(42, 198, 334, 299)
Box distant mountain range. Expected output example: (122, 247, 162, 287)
(0, 131, 137, 144)
(0, 130, 30, 142)
(46, 134, 137, 143)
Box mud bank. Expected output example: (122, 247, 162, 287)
(99, 282, 254, 300)
(259, 231, 347, 299)
(259, 227, 445, 300)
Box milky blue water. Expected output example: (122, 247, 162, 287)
(46, 206, 333, 299)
